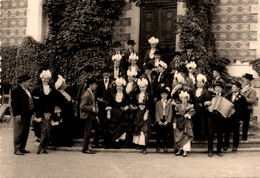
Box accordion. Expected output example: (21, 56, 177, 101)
(208, 96, 234, 118)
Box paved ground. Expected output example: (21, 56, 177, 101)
(1, 127, 260, 178)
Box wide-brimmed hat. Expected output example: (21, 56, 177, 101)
(242, 73, 254, 80)
(127, 40, 136, 45)
(101, 68, 110, 74)
(159, 87, 170, 96)
(17, 74, 31, 84)
(186, 44, 194, 49)
(232, 81, 242, 89)
(174, 51, 182, 56)
(144, 61, 155, 70)
(112, 41, 122, 48)
(177, 65, 189, 74)
(84, 65, 94, 73)
(213, 81, 224, 89)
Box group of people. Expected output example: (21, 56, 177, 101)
(11, 36, 258, 158)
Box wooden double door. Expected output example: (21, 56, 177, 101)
(139, 1, 177, 63)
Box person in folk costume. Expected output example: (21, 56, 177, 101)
(168, 51, 182, 77)
(142, 36, 159, 67)
(191, 74, 209, 140)
(106, 41, 124, 69)
(173, 91, 195, 157)
(105, 77, 129, 148)
(95, 68, 114, 148)
(128, 53, 141, 77)
(204, 81, 226, 157)
(186, 61, 197, 86)
(223, 81, 248, 152)
(76, 65, 95, 138)
(154, 60, 171, 101)
(32, 70, 59, 154)
(180, 43, 197, 64)
(110, 53, 126, 80)
(208, 68, 226, 95)
(155, 87, 172, 153)
(132, 78, 151, 154)
(171, 65, 195, 101)
(139, 61, 156, 124)
(124, 69, 138, 147)
(51, 75, 75, 147)
(241, 73, 258, 140)
(122, 40, 138, 72)
(80, 77, 99, 154)
(11, 74, 34, 155)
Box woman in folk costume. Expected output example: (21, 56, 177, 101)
(128, 53, 141, 77)
(52, 75, 75, 147)
(191, 74, 209, 140)
(111, 54, 125, 80)
(171, 65, 195, 105)
(125, 69, 138, 146)
(132, 78, 151, 154)
(105, 77, 129, 148)
(186, 61, 197, 86)
(143, 36, 159, 66)
(32, 70, 59, 154)
(173, 91, 195, 157)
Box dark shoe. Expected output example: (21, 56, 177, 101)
(223, 146, 228, 151)
(14, 151, 24, 155)
(175, 150, 182, 156)
(242, 136, 247, 141)
(43, 148, 48, 154)
(37, 148, 42, 154)
(92, 144, 102, 148)
(183, 151, 187, 157)
(232, 147, 237, 152)
(208, 152, 213, 157)
(142, 148, 147, 155)
(163, 146, 168, 153)
(20, 149, 30, 153)
(217, 152, 222, 157)
(82, 149, 95, 154)
(156, 145, 160, 152)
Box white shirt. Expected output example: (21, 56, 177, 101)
(162, 99, 166, 115)
(104, 78, 109, 90)
(149, 48, 155, 59)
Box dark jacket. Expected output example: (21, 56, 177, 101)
(11, 85, 33, 116)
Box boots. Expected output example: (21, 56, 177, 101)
(37, 147, 42, 154)
(43, 147, 48, 154)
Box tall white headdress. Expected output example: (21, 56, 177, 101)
(127, 69, 137, 77)
(186, 61, 197, 69)
(115, 77, 126, 86)
(112, 54, 122, 61)
(148, 36, 159, 44)
(40, 70, 52, 79)
(179, 90, 190, 99)
(55, 75, 65, 90)
(137, 78, 148, 87)
(196, 74, 207, 83)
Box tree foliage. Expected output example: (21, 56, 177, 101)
(177, 0, 230, 81)
(250, 59, 260, 76)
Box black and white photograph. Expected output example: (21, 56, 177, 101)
(0, 0, 260, 177)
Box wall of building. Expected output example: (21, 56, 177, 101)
(113, 2, 140, 51)
(0, 0, 28, 46)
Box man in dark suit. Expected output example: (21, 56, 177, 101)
(241, 73, 258, 140)
(208, 68, 226, 94)
(205, 81, 226, 157)
(180, 44, 197, 64)
(80, 78, 98, 154)
(224, 81, 247, 152)
(121, 40, 138, 72)
(11, 74, 34, 155)
(106, 41, 124, 69)
(95, 68, 114, 148)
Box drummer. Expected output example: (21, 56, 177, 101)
(204, 81, 225, 157)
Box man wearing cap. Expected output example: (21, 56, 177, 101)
(122, 40, 138, 72)
(106, 41, 124, 69)
(180, 44, 196, 64)
(11, 74, 34, 155)
(224, 81, 247, 152)
(241, 73, 258, 140)
(204, 81, 226, 157)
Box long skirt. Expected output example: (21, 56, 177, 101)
(107, 107, 127, 143)
(174, 118, 193, 151)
